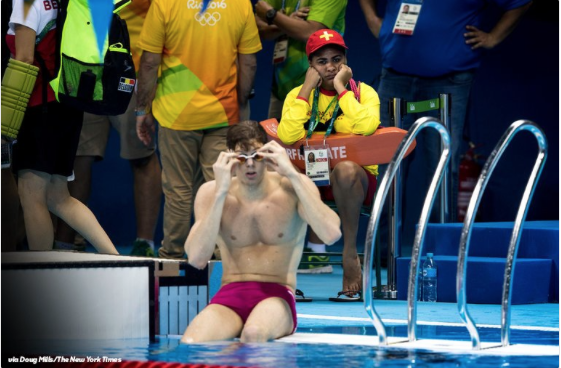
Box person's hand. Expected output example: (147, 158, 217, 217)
(334, 64, 352, 90)
(304, 66, 322, 87)
(298, 67, 322, 99)
(464, 25, 497, 50)
(305, 66, 322, 87)
(254, 1, 273, 20)
(298, 67, 321, 98)
(290, 6, 309, 20)
(212, 151, 239, 196)
(257, 141, 298, 178)
(136, 113, 155, 146)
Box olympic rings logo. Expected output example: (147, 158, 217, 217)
(195, 12, 221, 26)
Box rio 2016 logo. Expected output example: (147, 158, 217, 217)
(187, 0, 227, 10)
(195, 11, 221, 26)
(187, 0, 227, 26)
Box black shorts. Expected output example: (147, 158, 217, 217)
(12, 102, 84, 177)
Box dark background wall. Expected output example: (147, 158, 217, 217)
(87, 1, 558, 248)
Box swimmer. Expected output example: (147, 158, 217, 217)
(181, 120, 341, 343)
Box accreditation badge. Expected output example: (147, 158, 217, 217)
(392, 0, 423, 36)
(273, 35, 289, 64)
(304, 145, 330, 187)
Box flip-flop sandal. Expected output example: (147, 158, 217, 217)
(295, 289, 313, 302)
(329, 290, 363, 302)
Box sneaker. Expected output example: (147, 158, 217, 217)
(297, 247, 333, 274)
(130, 239, 155, 257)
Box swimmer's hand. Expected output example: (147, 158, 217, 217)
(258, 141, 298, 179)
(212, 151, 239, 195)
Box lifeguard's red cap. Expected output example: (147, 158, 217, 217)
(306, 29, 348, 57)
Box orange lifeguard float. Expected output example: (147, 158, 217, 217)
(259, 119, 416, 170)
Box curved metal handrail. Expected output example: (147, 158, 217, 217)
(363, 117, 450, 344)
(455, 120, 548, 350)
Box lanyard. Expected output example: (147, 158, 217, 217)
(307, 88, 339, 140)
(281, 0, 301, 12)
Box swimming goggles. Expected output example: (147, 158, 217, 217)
(237, 152, 264, 163)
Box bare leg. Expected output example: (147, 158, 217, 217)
(241, 297, 294, 342)
(18, 170, 55, 250)
(2, 168, 21, 252)
(307, 229, 322, 244)
(131, 153, 161, 240)
(55, 156, 94, 244)
(182, 304, 243, 343)
(331, 161, 368, 294)
(46, 174, 118, 254)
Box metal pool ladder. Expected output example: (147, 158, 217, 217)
(363, 117, 451, 344)
(456, 120, 548, 350)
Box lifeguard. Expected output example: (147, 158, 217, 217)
(275, 29, 392, 301)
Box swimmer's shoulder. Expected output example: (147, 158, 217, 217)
(194, 180, 219, 203)
(194, 180, 241, 209)
(197, 179, 240, 194)
(198, 180, 216, 193)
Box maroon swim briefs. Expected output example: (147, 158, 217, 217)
(209, 281, 297, 333)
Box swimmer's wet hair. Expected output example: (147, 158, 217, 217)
(227, 120, 268, 151)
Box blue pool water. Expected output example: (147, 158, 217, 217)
(5, 325, 558, 367)
(301, 324, 560, 346)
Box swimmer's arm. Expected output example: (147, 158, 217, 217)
(291, 173, 342, 245)
(186, 152, 239, 268)
(185, 181, 226, 269)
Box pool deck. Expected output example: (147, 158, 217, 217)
(287, 265, 559, 357)
(295, 266, 559, 329)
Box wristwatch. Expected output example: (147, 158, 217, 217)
(266, 8, 277, 25)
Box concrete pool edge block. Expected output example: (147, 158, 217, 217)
(1, 252, 222, 340)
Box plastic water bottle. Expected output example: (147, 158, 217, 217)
(417, 268, 423, 301)
(422, 253, 437, 302)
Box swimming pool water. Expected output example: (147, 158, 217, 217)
(149, 340, 560, 368)
(300, 324, 559, 346)
(4, 325, 558, 368)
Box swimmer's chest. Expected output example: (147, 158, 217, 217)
(221, 196, 300, 246)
